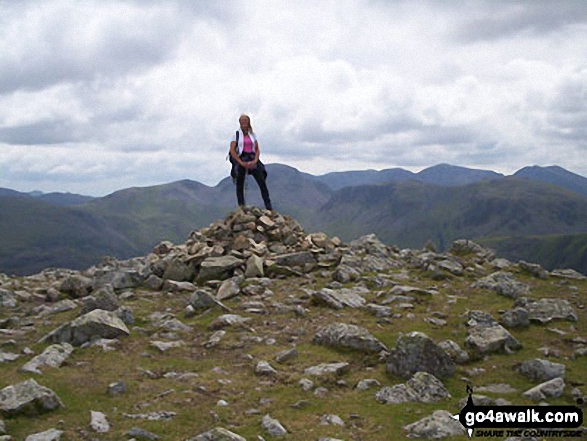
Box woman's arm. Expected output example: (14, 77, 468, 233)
(230, 141, 246, 167)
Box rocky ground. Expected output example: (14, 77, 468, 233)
(0, 207, 586, 440)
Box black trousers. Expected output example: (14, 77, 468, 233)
(236, 153, 272, 210)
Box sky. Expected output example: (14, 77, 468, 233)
(1, 0, 587, 196)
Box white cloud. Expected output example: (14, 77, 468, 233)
(1, 0, 587, 195)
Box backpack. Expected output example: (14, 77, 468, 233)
(228, 130, 239, 182)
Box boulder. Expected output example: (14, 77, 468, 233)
(20, 343, 74, 375)
(0, 379, 64, 416)
(465, 324, 522, 358)
(376, 372, 450, 404)
(197, 256, 243, 282)
(188, 427, 247, 441)
(386, 332, 456, 379)
(80, 284, 119, 315)
(311, 288, 366, 309)
(59, 275, 93, 298)
(0, 289, 16, 308)
(523, 377, 565, 401)
(518, 359, 565, 382)
(304, 362, 350, 377)
(262, 414, 288, 437)
(245, 254, 264, 278)
(403, 410, 467, 439)
(522, 298, 578, 323)
(473, 271, 530, 299)
(216, 277, 242, 301)
(40, 309, 130, 347)
(313, 323, 388, 353)
(24, 429, 64, 441)
(500, 307, 530, 328)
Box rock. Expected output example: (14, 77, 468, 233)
(311, 288, 366, 309)
(304, 362, 350, 377)
(332, 265, 361, 283)
(0, 289, 16, 308)
(204, 330, 226, 349)
(313, 322, 388, 353)
(450, 239, 493, 258)
(404, 410, 467, 439)
(366, 303, 393, 317)
(0, 419, 4, 435)
(262, 414, 288, 437)
(0, 379, 64, 416)
(20, 342, 74, 375)
(376, 372, 450, 404)
(465, 324, 522, 358)
(320, 414, 345, 426)
(188, 427, 247, 440)
(107, 381, 127, 396)
(208, 314, 252, 331)
(473, 271, 530, 299)
(437, 340, 470, 364)
(90, 410, 110, 433)
(197, 256, 243, 282)
(437, 260, 464, 276)
(40, 309, 130, 347)
(519, 261, 548, 279)
(501, 307, 530, 328)
(216, 277, 242, 301)
(245, 254, 264, 278)
(24, 429, 64, 441)
(0, 352, 19, 363)
(151, 341, 184, 353)
(550, 269, 586, 280)
(356, 379, 382, 390)
(127, 427, 159, 440)
(521, 298, 578, 323)
(274, 347, 298, 364)
(80, 284, 119, 315)
(523, 377, 565, 401)
(59, 275, 93, 298)
(518, 359, 565, 382)
(189, 289, 224, 311)
(386, 332, 456, 379)
(255, 361, 277, 377)
(162, 258, 194, 282)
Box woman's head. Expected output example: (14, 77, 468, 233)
(239, 114, 253, 133)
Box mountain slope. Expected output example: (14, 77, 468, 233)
(317, 177, 587, 253)
(514, 165, 587, 197)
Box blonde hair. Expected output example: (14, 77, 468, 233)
(239, 114, 253, 133)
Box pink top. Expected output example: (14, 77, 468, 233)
(242, 134, 254, 153)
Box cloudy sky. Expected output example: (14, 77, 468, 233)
(1, 0, 587, 196)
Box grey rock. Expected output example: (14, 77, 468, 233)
(550, 269, 586, 280)
(332, 265, 361, 283)
(0, 352, 19, 363)
(313, 322, 388, 353)
(262, 414, 288, 437)
(0, 419, 4, 435)
(386, 332, 456, 379)
(59, 275, 93, 298)
(350, 234, 390, 257)
(204, 330, 226, 349)
(0, 289, 16, 308)
(20, 343, 74, 375)
(245, 254, 264, 278)
(274, 347, 298, 364)
(40, 309, 130, 347)
(304, 362, 349, 377)
(519, 261, 548, 279)
(450, 239, 493, 258)
(189, 289, 222, 311)
(519, 359, 566, 382)
(437, 260, 464, 276)
(356, 379, 382, 390)
(24, 429, 63, 441)
(189, 427, 247, 440)
(0, 379, 64, 416)
(216, 277, 242, 301)
(127, 427, 159, 440)
(465, 324, 522, 358)
(438, 340, 470, 364)
(466, 310, 499, 327)
(151, 341, 184, 353)
(522, 298, 578, 323)
(523, 377, 565, 401)
(255, 361, 277, 377)
(299, 378, 314, 391)
(473, 271, 530, 299)
(198, 256, 243, 282)
(107, 381, 127, 396)
(311, 288, 366, 309)
(80, 284, 119, 315)
(501, 307, 530, 328)
(320, 414, 345, 426)
(365, 303, 393, 317)
(403, 410, 467, 439)
(376, 372, 450, 404)
(90, 410, 110, 433)
(274, 251, 316, 268)
(162, 258, 194, 282)
(208, 314, 252, 331)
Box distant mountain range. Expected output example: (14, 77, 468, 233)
(2, 164, 587, 275)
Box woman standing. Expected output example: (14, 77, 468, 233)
(229, 114, 273, 210)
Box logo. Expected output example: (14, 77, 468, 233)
(452, 385, 584, 438)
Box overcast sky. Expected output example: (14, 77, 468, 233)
(1, 0, 587, 196)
